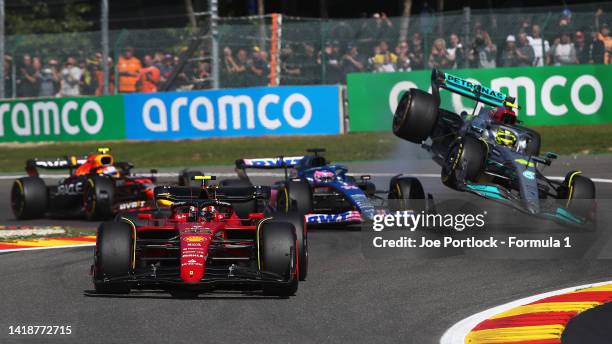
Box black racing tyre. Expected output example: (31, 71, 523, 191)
(258, 221, 298, 296)
(11, 177, 47, 219)
(84, 176, 115, 221)
(441, 136, 487, 189)
(178, 170, 203, 188)
(559, 171, 596, 220)
(518, 126, 541, 157)
(276, 180, 313, 214)
(392, 88, 439, 143)
(271, 213, 308, 281)
(388, 176, 425, 213)
(94, 221, 133, 294)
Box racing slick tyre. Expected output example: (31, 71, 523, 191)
(517, 126, 541, 157)
(277, 180, 313, 214)
(11, 177, 47, 219)
(271, 213, 308, 281)
(84, 176, 115, 221)
(258, 221, 298, 297)
(392, 88, 439, 143)
(388, 176, 425, 213)
(441, 136, 487, 189)
(178, 170, 204, 188)
(94, 221, 133, 294)
(559, 171, 596, 221)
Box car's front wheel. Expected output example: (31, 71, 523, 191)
(441, 136, 487, 189)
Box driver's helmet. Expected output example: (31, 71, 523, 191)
(495, 127, 517, 148)
(96, 165, 119, 178)
(491, 107, 517, 125)
(314, 170, 335, 183)
(200, 205, 217, 221)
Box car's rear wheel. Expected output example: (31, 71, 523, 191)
(84, 176, 115, 220)
(271, 213, 308, 281)
(11, 177, 47, 219)
(392, 88, 439, 143)
(441, 136, 487, 189)
(388, 176, 425, 213)
(559, 171, 596, 221)
(94, 221, 133, 294)
(258, 221, 298, 297)
(276, 180, 313, 214)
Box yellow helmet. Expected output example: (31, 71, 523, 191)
(495, 128, 517, 147)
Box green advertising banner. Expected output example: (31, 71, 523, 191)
(347, 65, 612, 132)
(0, 95, 125, 142)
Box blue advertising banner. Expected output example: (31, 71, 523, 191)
(124, 85, 342, 140)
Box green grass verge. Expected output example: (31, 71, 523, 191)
(0, 125, 609, 173)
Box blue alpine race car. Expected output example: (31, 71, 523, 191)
(234, 149, 428, 226)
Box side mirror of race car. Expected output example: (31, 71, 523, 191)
(545, 152, 559, 160)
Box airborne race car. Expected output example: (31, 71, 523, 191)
(11, 148, 156, 220)
(234, 149, 430, 226)
(392, 69, 596, 226)
(93, 176, 305, 297)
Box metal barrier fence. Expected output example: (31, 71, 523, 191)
(3, 2, 611, 99)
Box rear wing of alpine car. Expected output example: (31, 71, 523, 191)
(25, 156, 87, 177)
(430, 69, 520, 110)
(235, 156, 304, 169)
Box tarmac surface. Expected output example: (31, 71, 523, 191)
(1, 153, 611, 343)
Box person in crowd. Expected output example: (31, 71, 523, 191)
(95, 57, 114, 96)
(342, 43, 365, 79)
(551, 31, 577, 65)
(80, 59, 96, 95)
(39, 60, 57, 97)
(4, 55, 12, 97)
(594, 23, 612, 64)
(370, 41, 397, 72)
(395, 40, 412, 71)
(500, 35, 519, 67)
(248, 46, 269, 86)
(117, 46, 141, 93)
(516, 32, 535, 66)
(281, 45, 303, 85)
(158, 54, 174, 86)
(528, 24, 550, 66)
(469, 31, 497, 68)
(18, 54, 37, 98)
(192, 61, 211, 89)
(301, 42, 320, 84)
(447, 33, 464, 69)
(428, 38, 451, 69)
(60, 56, 82, 96)
(319, 41, 343, 83)
(222, 46, 239, 86)
(234, 48, 249, 86)
(137, 54, 160, 93)
(409, 32, 425, 69)
(574, 31, 590, 64)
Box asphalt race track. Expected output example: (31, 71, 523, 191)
(1, 152, 612, 343)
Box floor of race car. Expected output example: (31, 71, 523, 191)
(1, 152, 612, 343)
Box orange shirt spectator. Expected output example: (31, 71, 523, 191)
(117, 47, 141, 93)
(137, 55, 160, 93)
(95, 57, 115, 96)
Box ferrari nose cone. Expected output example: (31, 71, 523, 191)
(180, 234, 209, 283)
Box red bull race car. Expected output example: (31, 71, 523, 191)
(11, 148, 156, 220)
(92, 176, 305, 297)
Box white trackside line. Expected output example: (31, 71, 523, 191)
(0, 243, 95, 253)
(0, 172, 611, 183)
(440, 280, 612, 344)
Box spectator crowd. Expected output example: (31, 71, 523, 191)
(5, 7, 612, 98)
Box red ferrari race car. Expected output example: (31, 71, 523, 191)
(92, 176, 306, 297)
(11, 148, 156, 220)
